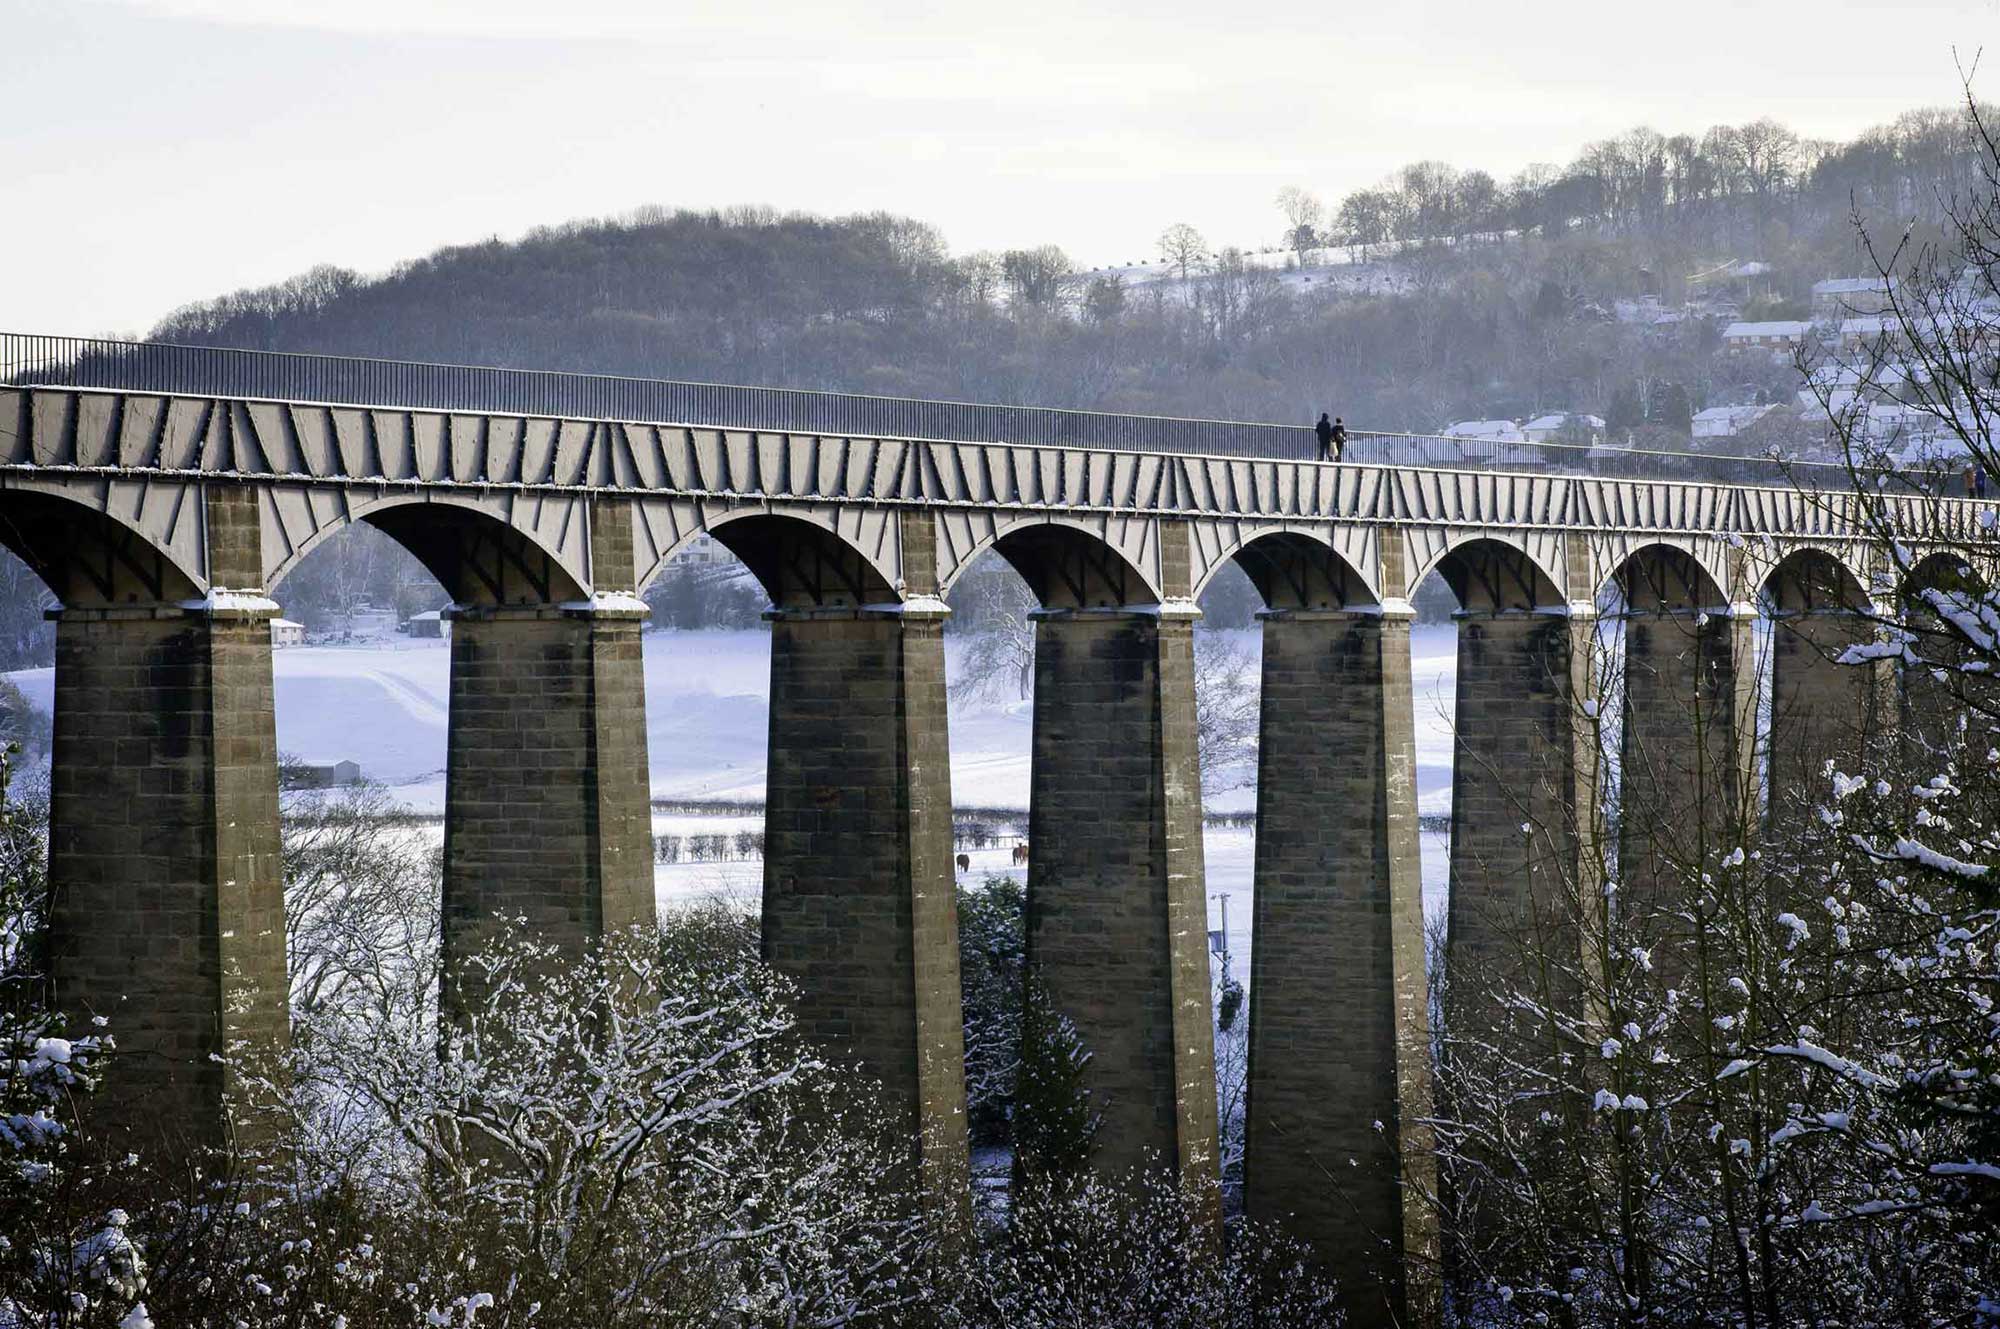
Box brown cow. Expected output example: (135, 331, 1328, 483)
(955, 853, 971, 874)
(1012, 843, 1030, 866)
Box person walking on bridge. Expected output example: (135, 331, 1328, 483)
(1315, 412, 1336, 461)
(1331, 416, 1347, 461)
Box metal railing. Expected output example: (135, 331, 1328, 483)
(1, 330, 1864, 487)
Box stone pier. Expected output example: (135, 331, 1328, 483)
(1768, 610, 1883, 815)
(1243, 607, 1437, 1328)
(1020, 605, 1218, 1209)
(1617, 606, 1754, 918)
(760, 603, 971, 1221)
(46, 485, 288, 1150)
(1446, 610, 1600, 1001)
(440, 603, 655, 985)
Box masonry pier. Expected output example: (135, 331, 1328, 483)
(1445, 608, 1601, 1009)
(1769, 610, 1883, 815)
(440, 603, 656, 988)
(761, 603, 971, 1220)
(1244, 606, 1437, 1328)
(1615, 549, 1756, 933)
(1020, 605, 1219, 1209)
(46, 487, 288, 1149)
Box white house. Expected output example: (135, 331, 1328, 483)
(1812, 276, 1895, 321)
(1522, 412, 1606, 444)
(270, 618, 305, 647)
(404, 609, 450, 640)
(1840, 314, 1899, 349)
(1845, 304, 1997, 355)
(676, 532, 737, 568)
(1443, 419, 1526, 443)
(1796, 363, 1919, 413)
(1723, 320, 1810, 354)
(1441, 419, 1536, 468)
(285, 758, 363, 790)
(1691, 404, 1776, 440)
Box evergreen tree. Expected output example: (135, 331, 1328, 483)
(1648, 379, 1693, 436)
(1012, 980, 1099, 1186)
(1606, 384, 1644, 433)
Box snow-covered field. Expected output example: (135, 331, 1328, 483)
(5, 622, 1463, 956)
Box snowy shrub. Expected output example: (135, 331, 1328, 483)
(951, 1167, 1342, 1327)
(265, 912, 942, 1328)
(0, 748, 139, 1328)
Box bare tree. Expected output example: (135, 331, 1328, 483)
(1194, 631, 1258, 793)
(947, 556, 1037, 703)
(1000, 245, 1079, 312)
(1275, 185, 1324, 266)
(0, 552, 53, 671)
(279, 771, 441, 1038)
(1736, 116, 1803, 223)
(1336, 188, 1397, 261)
(1156, 222, 1208, 284)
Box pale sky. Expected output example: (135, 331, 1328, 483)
(2, 0, 1995, 336)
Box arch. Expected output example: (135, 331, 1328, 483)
(1412, 535, 1565, 612)
(1606, 542, 1729, 614)
(633, 503, 907, 607)
(1216, 530, 1375, 610)
(1902, 550, 1986, 599)
(702, 512, 899, 610)
(0, 488, 203, 608)
(1761, 546, 1870, 615)
(945, 518, 1157, 610)
(267, 493, 587, 608)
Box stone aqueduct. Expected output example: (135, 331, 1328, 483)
(0, 353, 1966, 1325)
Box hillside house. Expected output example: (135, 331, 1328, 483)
(1812, 276, 1896, 321)
(284, 759, 363, 790)
(1443, 419, 1526, 443)
(1692, 404, 1776, 440)
(1442, 419, 1546, 468)
(1842, 307, 1996, 355)
(1723, 320, 1810, 355)
(1522, 412, 1606, 445)
(1797, 363, 1919, 413)
(1840, 314, 1900, 350)
(270, 617, 305, 647)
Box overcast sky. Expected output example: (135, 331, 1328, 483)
(3, 0, 1995, 336)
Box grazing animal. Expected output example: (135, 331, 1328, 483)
(956, 853, 971, 874)
(1012, 843, 1030, 866)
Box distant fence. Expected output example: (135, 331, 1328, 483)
(0, 330, 1862, 484)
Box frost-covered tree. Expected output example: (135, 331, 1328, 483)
(1276, 186, 1324, 267)
(1429, 83, 2000, 1326)
(0, 750, 128, 1327)
(1157, 222, 1208, 285)
(271, 913, 942, 1328)
(279, 771, 441, 1044)
(961, 1168, 1341, 1327)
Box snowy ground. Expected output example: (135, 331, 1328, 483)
(5, 621, 1463, 962)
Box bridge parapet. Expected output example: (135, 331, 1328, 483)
(2, 383, 1953, 621)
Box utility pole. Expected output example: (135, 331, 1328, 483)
(1210, 890, 1232, 986)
